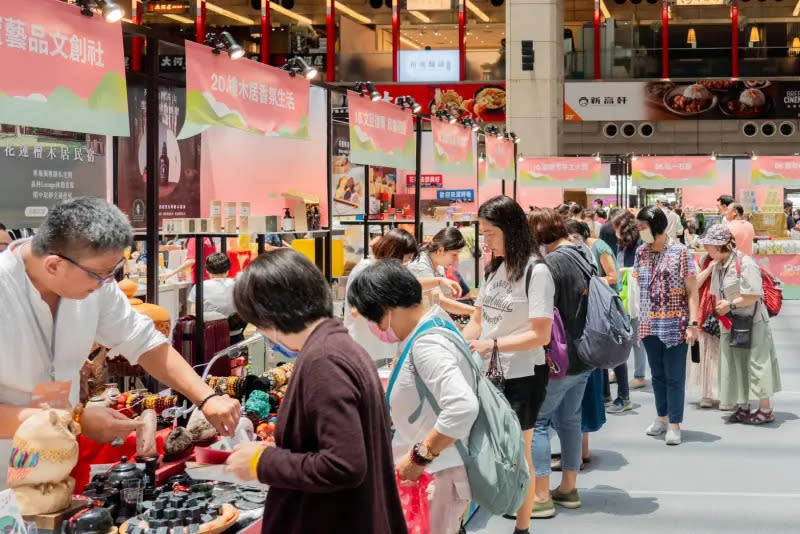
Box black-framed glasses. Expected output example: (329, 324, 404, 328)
(52, 253, 125, 283)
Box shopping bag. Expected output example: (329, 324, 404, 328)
(396, 471, 434, 534)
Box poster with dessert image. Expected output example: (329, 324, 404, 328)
(375, 84, 506, 123)
(632, 156, 716, 188)
(565, 79, 800, 121)
(332, 121, 365, 216)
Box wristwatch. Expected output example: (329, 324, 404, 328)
(730, 303, 738, 311)
(410, 442, 437, 466)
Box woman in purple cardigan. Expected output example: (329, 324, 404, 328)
(226, 249, 407, 534)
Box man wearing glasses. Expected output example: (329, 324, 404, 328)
(0, 197, 240, 489)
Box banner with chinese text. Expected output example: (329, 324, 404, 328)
(0, 0, 129, 136)
(0, 126, 106, 227)
(518, 157, 607, 188)
(751, 157, 800, 186)
(431, 119, 475, 176)
(348, 90, 415, 170)
(180, 40, 310, 140)
(485, 136, 514, 181)
(406, 174, 443, 188)
(632, 156, 715, 188)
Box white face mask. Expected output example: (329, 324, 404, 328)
(640, 228, 655, 244)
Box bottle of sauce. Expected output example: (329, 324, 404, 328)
(159, 141, 169, 185)
(282, 208, 295, 232)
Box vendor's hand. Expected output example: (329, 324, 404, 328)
(715, 300, 731, 316)
(686, 326, 699, 346)
(468, 339, 494, 357)
(201, 394, 241, 437)
(396, 455, 426, 483)
(226, 442, 271, 482)
(81, 406, 141, 444)
(440, 279, 462, 298)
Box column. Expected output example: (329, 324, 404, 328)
(392, 1, 400, 82)
(507, 0, 563, 157)
(662, 1, 669, 78)
(196, 0, 206, 44)
(458, 0, 466, 81)
(261, 0, 271, 64)
(731, 2, 739, 78)
(593, 0, 601, 80)
(327, 0, 336, 82)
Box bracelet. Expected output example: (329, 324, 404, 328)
(249, 447, 266, 479)
(197, 392, 219, 411)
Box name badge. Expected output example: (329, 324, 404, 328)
(31, 381, 72, 410)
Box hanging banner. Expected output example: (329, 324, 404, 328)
(347, 90, 415, 169)
(431, 119, 475, 176)
(180, 40, 310, 140)
(485, 136, 514, 181)
(632, 156, 716, 188)
(518, 157, 607, 188)
(751, 156, 800, 186)
(0, 0, 129, 136)
(376, 83, 506, 123)
(0, 126, 107, 227)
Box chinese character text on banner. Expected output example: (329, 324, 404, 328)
(431, 118, 475, 176)
(180, 40, 310, 140)
(519, 157, 607, 188)
(485, 135, 514, 181)
(347, 91, 415, 170)
(632, 156, 716, 188)
(752, 156, 800, 186)
(0, 0, 129, 136)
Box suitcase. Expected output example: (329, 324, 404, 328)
(172, 315, 231, 376)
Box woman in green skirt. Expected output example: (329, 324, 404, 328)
(701, 224, 781, 424)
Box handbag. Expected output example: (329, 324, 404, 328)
(728, 312, 755, 349)
(485, 339, 505, 392)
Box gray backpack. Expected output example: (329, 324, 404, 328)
(403, 316, 530, 516)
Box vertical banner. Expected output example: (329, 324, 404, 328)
(0, 126, 106, 227)
(431, 118, 475, 176)
(348, 91, 415, 169)
(632, 156, 716, 188)
(518, 157, 607, 188)
(332, 121, 365, 216)
(181, 40, 310, 140)
(485, 136, 515, 181)
(118, 87, 201, 227)
(0, 0, 129, 136)
(751, 156, 800, 186)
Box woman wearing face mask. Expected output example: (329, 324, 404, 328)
(344, 229, 461, 363)
(348, 261, 479, 534)
(702, 224, 781, 424)
(462, 196, 554, 532)
(226, 249, 407, 533)
(634, 207, 700, 446)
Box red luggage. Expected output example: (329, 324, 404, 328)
(172, 315, 231, 376)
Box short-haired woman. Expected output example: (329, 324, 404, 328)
(462, 196, 554, 532)
(702, 224, 782, 424)
(634, 207, 699, 446)
(226, 249, 408, 534)
(348, 260, 479, 534)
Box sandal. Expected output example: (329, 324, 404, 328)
(728, 406, 751, 424)
(745, 409, 774, 425)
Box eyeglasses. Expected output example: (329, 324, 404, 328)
(52, 253, 125, 283)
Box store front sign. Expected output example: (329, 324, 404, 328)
(0, 0, 129, 136)
(144, 1, 192, 14)
(437, 189, 474, 202)
(348, 90, 415, 170)
(519, 157, 607, 189)
(632, 156, 716, 188)
(407, 0, 452, 10)
(485, 136, 514, 181)
(398, 50, 460, 83)
(180, 40, 310, 140)
(406, 174, 443, 188)
(431, 118, 474, 176)
(751, 156, 800, 186)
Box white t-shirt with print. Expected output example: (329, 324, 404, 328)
(475, 259, 555, 379)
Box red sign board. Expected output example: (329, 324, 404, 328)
(406, 174, 443, 188)
(145, 1, 191, 14)
(376, 83, 506, 123)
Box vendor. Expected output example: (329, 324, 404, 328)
(0, 197, 240, 489)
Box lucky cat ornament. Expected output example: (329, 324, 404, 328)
(8, 408, 80, 515)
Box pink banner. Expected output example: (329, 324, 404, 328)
(0, 0, 129, 136)
(751, 156, 800, 186)
(180, 40, 310, 140)
(348, 91, 415, 169)
(755, 255, 800, 299)
(485, 136, 514, 181)
(518, 157, 606, 188)
(632, 156, 716, 188)
(431, 118, 474, 176)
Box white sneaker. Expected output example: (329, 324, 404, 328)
(646, 420, 667, 436)
(666, 428, 682, 446)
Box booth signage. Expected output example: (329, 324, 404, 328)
(0, 0, 129, 136)
(347, 90, 416, 170)
(485, 136, 515, 181)
(406, 174, 443, 188)
(144, 1, 192, 14)
(632, 156, 716, 188)
(431, 118, 474, 176)
(160, 55, 186, 72)
(518, 157, 607, 188)
(180, 40, 310, 140)
(437, 189, 475, 202)
(398, 50, 460, 83)
(751, 156, 800, 186)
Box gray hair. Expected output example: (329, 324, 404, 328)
(31, 197, 133, 258)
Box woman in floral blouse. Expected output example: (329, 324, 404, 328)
(634, 206, 700, 446)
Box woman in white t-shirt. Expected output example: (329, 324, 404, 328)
(462, 195, 555, 532)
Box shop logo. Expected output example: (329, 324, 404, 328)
(132, 199, 146, 223)
(578, 97, 589, 107)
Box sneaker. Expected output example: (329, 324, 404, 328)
(665, 427, 682, 446)
(551, 488, 581, 509)
(531, 499, 556, 519)
(646, 420, 668, 436)
(604, 395, 614, 407)
(630, 378, 647, 389)
(699, 398, 713, 409)
(607, 397, 633, 414)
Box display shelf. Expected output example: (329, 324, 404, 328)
(336, 219, 416, 226)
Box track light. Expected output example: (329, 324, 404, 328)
(355, 82, 381, 102)
(460, 117, 480, 132)
(437, 110, 456, 124)
(76, 0, 125, 22)
(751, 151, 758, 161)
(518, 153, 525, 163)
(479, 153, 486, 163)
(485, 125, 500, 138)
(205, 31, 244, 60)
(509, 132, 521, 144)
(283, 57, 318, 79)
(710, 152, 717, 161)
(396, 96, 421, 114)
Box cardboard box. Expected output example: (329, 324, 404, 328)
(239, 202, 251, 233)
(164, 218, 189, 234)
(209, 216, 222, 233)
(223, 217, 238, 234)
(188, 218, 208, 233)
(248, 216, 279, 235)
(210, 200, 222, 218)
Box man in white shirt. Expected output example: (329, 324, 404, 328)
(0, 198, 239, 489)
(0, 223, 12, 253)
(657, 199, 683, 241)
(188, 252, 243, 343)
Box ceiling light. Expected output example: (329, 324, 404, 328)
(165, 13, 194, 24)
(335, 1, 372, 24)
(76, 0, 125, 22)
(397, 96, 422, 114)
(270, 3, 313, 24)
(409, 11, 431, 23)
(205, 31, 245, 60)
(465, 0, 490, 22)
(400, 35, 424, 49)
(509, 132, 520, 144)
(518, 153, 524, 163)
(355, 82, 381, 101)
(459, 117, 480, 132)
(594, 152, 601, 162)
(751, 151, 758, 161)
(599, 0, 611, 19)
(206, 2, 255, 25)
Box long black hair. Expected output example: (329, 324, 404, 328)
(478, 195, 532, 283)
(421, 227, 466, 254)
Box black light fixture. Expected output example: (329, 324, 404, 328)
(205, 31, 245, 60)
(436, 110, 456, 124)
(283, 57, 318, 79)
(355, 82, 381, 101)
(485, 124, 499, 137)
(518, 153, 525, 163)
(461, 116, 480, 132)
(396, 96, 422, 114)
(508, 132, 521, 144)
(479, 152, 486, 163)
(76, 0, 124, 22)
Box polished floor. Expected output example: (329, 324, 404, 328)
(466, 302, 800, 534)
